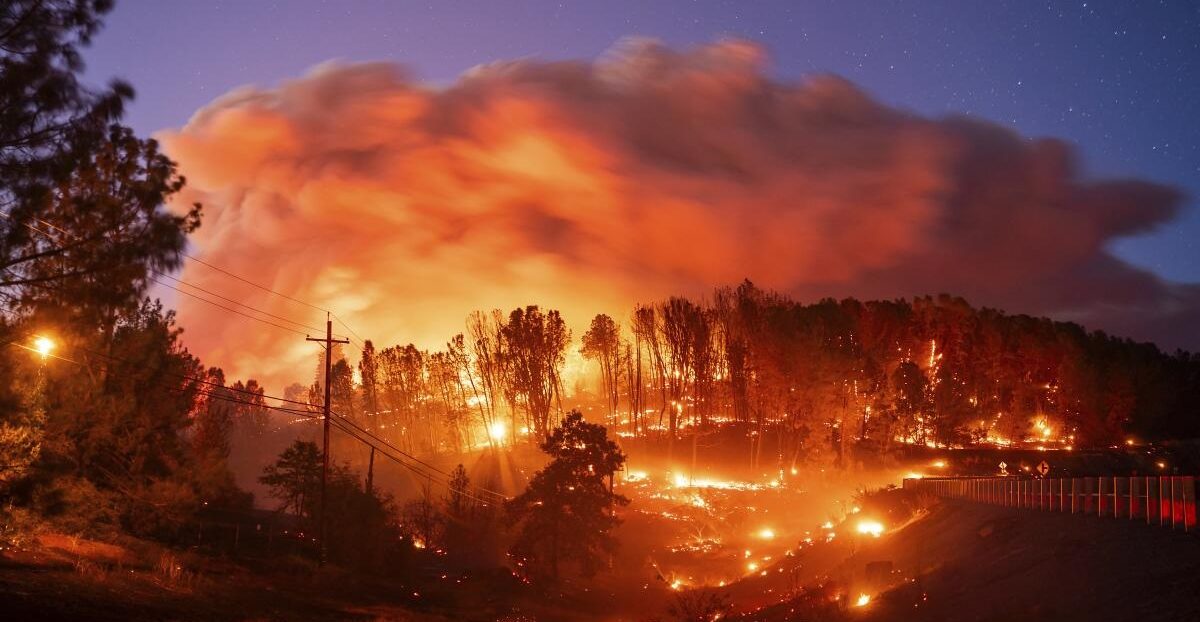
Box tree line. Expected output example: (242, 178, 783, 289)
(331, 282, 1199, 471)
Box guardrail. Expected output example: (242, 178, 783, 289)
(902, 475, 1198, 532)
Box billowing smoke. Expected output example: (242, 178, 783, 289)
(158, 39, 1196, 389)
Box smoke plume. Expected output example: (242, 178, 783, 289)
(158, 39, 1196, 389)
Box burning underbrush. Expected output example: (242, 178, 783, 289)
(601, 455, 925, 618)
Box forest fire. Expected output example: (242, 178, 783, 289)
(2, 2, 1198, 621)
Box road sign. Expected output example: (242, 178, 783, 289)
(998, 461, 1008, 476)
(1036, 461, 1049, 476)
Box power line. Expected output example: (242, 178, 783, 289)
(1, 217, 509, 500)
(330, 411, 508, 502)
(149, 276, 311, 337)
(183, 252, 328, 313)
(12, 332, 509, 504)
(153, 272, 328, 334)
(327, 416, 500, 506)
(2, 211, 361, 347)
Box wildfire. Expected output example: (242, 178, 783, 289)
(756, 528, 776, 540)
(488, 421, 507, 442)
(624, 470, 648, 482)
(855, 593, 871, 607)
(855, 520, 884, 538)
(32, 335, 55, 359)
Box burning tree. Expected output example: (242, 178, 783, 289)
(507, 411, 627, 581)
(581, 314, 622, 424)
(501, 306, 569, 440)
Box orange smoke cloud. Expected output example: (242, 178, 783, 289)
(158, 39, 1194, 389)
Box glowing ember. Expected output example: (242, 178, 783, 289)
(746, 562, 759, 572)
(856, 520, 884, 538)
(855, 593, 871, 607)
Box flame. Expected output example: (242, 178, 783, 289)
(856, 520, 884, 538)
(854, 593, 871, 607)
(32, 336, 54, 359)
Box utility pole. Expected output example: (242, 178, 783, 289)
(307, 313, 349, 565)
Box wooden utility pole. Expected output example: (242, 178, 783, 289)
(307, 313, 349, 565)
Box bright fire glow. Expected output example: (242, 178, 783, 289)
(905, 472, 924, 480)
(856, 520, 884, 538)
(931, 460, 946, 468)
(33, 336, 54, 359)
(757, 528, 775, 540)
(855, 593, 871, 607)
(488, 421, 507, 442)
(624, 470, 648, 482)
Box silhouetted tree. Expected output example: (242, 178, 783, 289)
(501, 306, 569, 440)
(507, 411, 627, 581)
(259, 440, 322, 518)
(582, 314, 622, 424)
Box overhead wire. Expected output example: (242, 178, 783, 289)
(17, 331, 508, 502)
(2, 211, 359, 344)
(3, 215, 509, 500)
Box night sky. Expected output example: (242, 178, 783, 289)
(83, 0, 1199, 283)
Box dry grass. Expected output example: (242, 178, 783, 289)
(156, 550, 199, 591)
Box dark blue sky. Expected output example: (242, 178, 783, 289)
(83, 0, 1199, 282)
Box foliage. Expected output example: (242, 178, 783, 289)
(0, 1, 218, 541)
(259, 440, 322, 518)
(260, 440, 399, 568)
(582, 314, 622, 421)
(507, 411, 628, 581)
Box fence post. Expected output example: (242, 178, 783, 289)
(1128, 477, 1137, 521)
(1183, 476, 1196, 532)
(1172, 476, 1181, 530)
(1113, 477, 1126, 519)
(1146, 476, 1157, 525)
